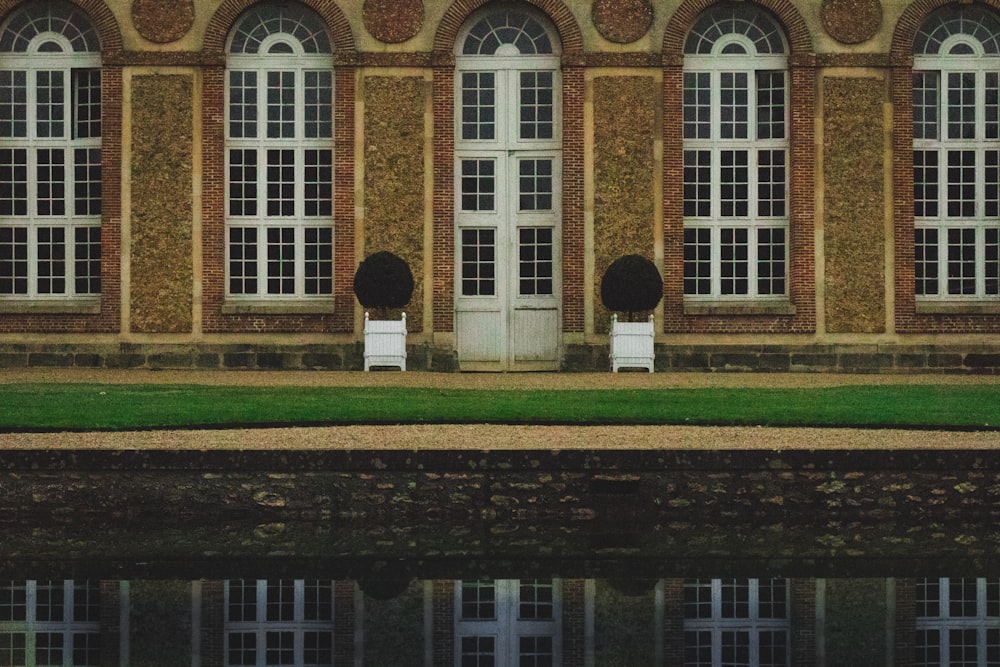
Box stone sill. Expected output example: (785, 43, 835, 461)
(683, 300, 797, 316)
(0, 299, 101, 314)
(221, 300, 336, 315)
(916, 301, 1000, 315)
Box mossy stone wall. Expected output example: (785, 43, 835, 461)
(593, 76, 657, 333)
(364, 76, 426, 329)
(594, 580, 656, 665)
(823, 77, 886, 334)
(363, 580, 425, 665)
(130, 74, 193, 334)
(825, 579, 887, 667)
(129, 581, 192, 667)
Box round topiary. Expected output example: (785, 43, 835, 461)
(353, 251, 414, 314)
(600, 254, 662, 321)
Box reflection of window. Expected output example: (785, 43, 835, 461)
(913, 7, 1000, 301)
(916, 577, 1000, 667)
(0, 580, 101, 666)
(684, 578, 789, 667)
(455, 579, 560, 666)
(0, 1, 101, 301)
(682, 4, 788, 301)
(225, 2, 334, 300)
(225, 580, 334, 667)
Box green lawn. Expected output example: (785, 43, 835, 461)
(0, 383, 997, 431)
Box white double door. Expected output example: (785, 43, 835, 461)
(455, 148, 561, 370)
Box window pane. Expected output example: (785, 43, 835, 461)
(946, 150, 975, 218)
(0, 70, 27, 138)
(915, 228, 940, 296)
(74, 148, 101, 216)
(229, 149, 258, 217)
(304, 149, 332, 217)
(720, 72, 748, 140)
(36, 70, 65, 138)
(947, 227, 976, 295)
(0, 227, 28, 294)
(683, 72, 711, 140)
(914, 151, 939, 218)
(37, 227, 67, 294)
(266, 71, 295, 139)
(462, 72, 495, 141)
(461, 580, 497, 619)
(720, 150, 749, 217)
(757, 227, 786, 296)
(266, 228, 295, 295)
(518, 580, 554, 620)
(683, 150, 711, 218)
(304, 227, 332, 295)
(683, 228, 711, 295)
(229, 70, 257, 139)
(37, 149, 66, 216)
(0, 148, 28, 216)
(757, 149, 786, 217)
(73, 69, 101, 139)
(947, 72, 976, 140)
(74, 226, 101, 294)
(228, 230, 258, 295)
(266, 149, 295, 217)
(757, 71, 785, 140)
(304, 70, 332, 139)
(520, 71, 554, 141)
(913, 71, 940, 141)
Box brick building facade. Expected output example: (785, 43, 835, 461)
(4, 0, 1000, 372)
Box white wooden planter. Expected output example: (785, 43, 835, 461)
(364, 312, 407, 371)
(609, 314, 655, 372)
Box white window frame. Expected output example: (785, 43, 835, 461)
(223, 579, 334, 667)
(683, 22, 790, 303)
(914, 26, 1000, 302)
(454, 579, 562, 667)
(683, 578, 791, 667)
(915, 577, 1000, 667)
(0, 580, 101, 667)
(225, 7, 334, 304)
(0, 5, 101, 304)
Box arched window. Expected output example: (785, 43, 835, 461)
(225, 2, 334, 301)
(453, 6, 563, 370)
(913, 6, 1000, 301)
(0, 1, 101, 301)
(682, 3, 788, 301)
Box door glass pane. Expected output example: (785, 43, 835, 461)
(461, 229, 496, 297)
(460, 636, 495, 667)
(461, 580, 497, 619)
(461, 159, 495, 212)
(518, 228, 553, 296)
(518, 159, 552, 211)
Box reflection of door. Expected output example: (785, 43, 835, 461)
(455, 579, 562, 666)
(455, 12, 561, 371)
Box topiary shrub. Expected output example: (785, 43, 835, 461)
(600, 254, 662, 321)
(353, 251, 414, 319)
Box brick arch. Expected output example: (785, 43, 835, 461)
(0, 0, 123, 53)
(203, 0, 355, 55)
(433, 0, 583, 55)
(662, 0, 812, 56)
(891, 0, 1000, 61)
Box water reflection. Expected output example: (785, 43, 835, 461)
(1, 576, 997, 666)
(3, 448, 999, 664)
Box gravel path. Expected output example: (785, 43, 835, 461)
(2, 369, 999, 450)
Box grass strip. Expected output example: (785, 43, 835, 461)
(0, 384, 998, 431)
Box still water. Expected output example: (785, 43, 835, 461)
(2, 447, 998, 665)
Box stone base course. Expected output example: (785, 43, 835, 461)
(5, 342, 996, 373)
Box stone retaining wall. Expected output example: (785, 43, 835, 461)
(4, 342, 1000, 373)
(2, 450, 998, 579)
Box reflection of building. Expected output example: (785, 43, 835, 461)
(4, 577, 998, 665)
(5, 0, 1000, 372)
